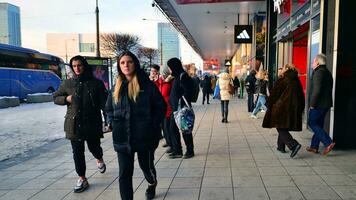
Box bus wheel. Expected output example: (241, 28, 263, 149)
(47, 87, 55, 93)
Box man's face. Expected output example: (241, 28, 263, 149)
(72, 60, 84, 75)
(312, 58, 319, 69)
(150, 68, 158, 78)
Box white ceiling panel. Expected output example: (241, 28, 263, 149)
(155, 0, 266, 64)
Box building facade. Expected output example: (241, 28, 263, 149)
(158, 23, 180, 67)
(47, 33, 97, 63)
(0, 3, 21, 46)
(266, 0, 356, 149)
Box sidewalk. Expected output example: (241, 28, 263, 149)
(1, 98, 356, 200)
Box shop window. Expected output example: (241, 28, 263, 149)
(79, 43, 95, 52)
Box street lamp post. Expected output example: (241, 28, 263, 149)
(160, 24, 163, 67)
(65, 39, 75, 63)
(95, 0, 101, 57)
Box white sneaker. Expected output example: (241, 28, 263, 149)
(261, 110, 266, 113)
(74, 178, 89, 193)
(250, 115, 257, 119)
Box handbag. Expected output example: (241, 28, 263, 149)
(228, 83, 235, 95)
(173, 96, 195, 134)
(213, 84, 221, 99)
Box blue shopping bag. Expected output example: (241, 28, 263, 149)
(213, 84, 220, 99)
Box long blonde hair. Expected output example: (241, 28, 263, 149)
(113, 51, 141, 103)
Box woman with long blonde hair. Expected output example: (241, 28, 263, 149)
(250, 70, 269, 118)
(106, 51, 166, 200)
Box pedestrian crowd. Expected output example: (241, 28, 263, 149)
(54, 52, 335, 200)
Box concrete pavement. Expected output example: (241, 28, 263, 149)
(1, 98, 356, 200)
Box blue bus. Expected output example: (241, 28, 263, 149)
(0, 44, 65, 99)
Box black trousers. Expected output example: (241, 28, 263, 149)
(247, 93, 255, 112)
(163, 117, 171, 146)
(169, 113, 194, 154)
(117, 150, 156, 200)
(220, 100, 229, 120)
(202, 91, 209, 104)
(70, 139, 103, 177)
(276, 128, 299, 150)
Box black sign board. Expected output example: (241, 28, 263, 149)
(224, 59, 232, 66)
(277, 20, 290, 41)
(312, 0, 320, 15)
(291, 2, 311, 29)
(234, 25, 253, 43)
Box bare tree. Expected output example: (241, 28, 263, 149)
(137, 47, 159, 67)
(100, 33, 140, 57)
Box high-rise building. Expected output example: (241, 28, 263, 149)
(158, 23, 180, 67)
(0, 3, 21, 46)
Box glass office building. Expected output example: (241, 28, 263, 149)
(0, 3, 21, 46)
(158, 23, 180, 67)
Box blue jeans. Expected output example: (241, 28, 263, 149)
(252, 95, 267, 116)
(308, 108, 332, 149)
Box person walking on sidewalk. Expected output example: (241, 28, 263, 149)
(155, 65, 175, 154)
(307, 54, 335, 155)
(217, 70, 233, 123)
(106, 51, 166, 200)
(201, 74, 212, 104)
(233, 76, 240, 97)
(53, 55, 107, 193)
(262, 64, 305, 158)
(167, 57, 195, 159)
(245, 70, 257, 112)
(250, 70, 269, 119)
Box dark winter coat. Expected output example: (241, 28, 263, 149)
(309, 65, 333, 108)
(262, 69, 305, 131)
(255, 79, 268, 96)
(233, 77, 240, 88)
(105, 70, 166, 153)
(167, 58, 193, 111)
(245, 74, 257, 94)
(201, 75, 212, 93)
(53, 57, 107, 140)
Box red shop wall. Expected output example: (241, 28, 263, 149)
(292, 36, 308, 96)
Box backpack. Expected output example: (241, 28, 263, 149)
(180, 73, 200, 103)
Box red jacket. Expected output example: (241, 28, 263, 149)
(154, 76, 173, 118)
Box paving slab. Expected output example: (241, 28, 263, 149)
(2, 99, 356, 199)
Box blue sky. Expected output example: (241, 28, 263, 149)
(3, 0, 168, 52)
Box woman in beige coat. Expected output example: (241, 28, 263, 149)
(218, 71, 233, 123)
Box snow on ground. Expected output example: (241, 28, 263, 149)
(0, 102, 66, 161)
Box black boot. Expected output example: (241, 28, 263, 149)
(183, 150, 195, 159)
(145, 181, 157, 199)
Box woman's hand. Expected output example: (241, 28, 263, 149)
(66, 95, 72, 104)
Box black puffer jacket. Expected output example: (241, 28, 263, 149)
(245, 73, 257, 94)
(106, 70, 166, 153)
(167, 58, 193, 111)
(53, 56, 107, 140)
(255, 79, 268, 96)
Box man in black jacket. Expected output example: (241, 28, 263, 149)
(167, 57, 195, 159)
(54, 55, 107, 193)
(201, 75, 212, 104)
(245, 70, 257, 112)
(307, 53, 335, 155)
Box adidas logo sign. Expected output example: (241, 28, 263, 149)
(237, 30, 250, 39)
